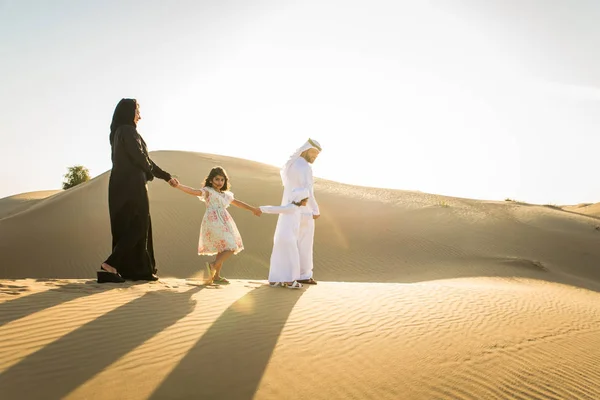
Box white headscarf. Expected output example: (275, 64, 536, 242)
(290, 187, 310, 203)
(280, 138, 322, 186)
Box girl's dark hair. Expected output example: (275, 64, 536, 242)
(203, 166, 230, 191)
(292, 198, 309, 206)
(109, 98, 137, 145)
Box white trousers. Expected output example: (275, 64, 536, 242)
(298, 215, 315, 280)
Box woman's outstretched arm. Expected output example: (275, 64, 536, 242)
(149, 159, 172, 181)
(146, 157, 178, 187)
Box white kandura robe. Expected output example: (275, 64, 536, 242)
(280, 157, 319, 280)
(259, 204, 302, 283)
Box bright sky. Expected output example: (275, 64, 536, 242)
(2, 0, 600, 205)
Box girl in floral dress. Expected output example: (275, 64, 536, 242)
(175, 166, 261, 284)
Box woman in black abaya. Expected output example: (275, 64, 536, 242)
(98, 98, 179, 283)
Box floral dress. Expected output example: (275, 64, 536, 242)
(197, 186, 244, 255)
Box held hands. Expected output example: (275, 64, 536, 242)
(252, 207, 262, 217)
(168, 177, 180, 187)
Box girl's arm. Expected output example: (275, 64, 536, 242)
(176, 184, 205, 197)
(259, 205, 296, 214)
(231, 199, 262, 216)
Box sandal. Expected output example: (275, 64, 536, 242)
(97, 270, 125, 283)
(285, 281, 303, 289)
(98, 265, 125, 283)
(269, 282, 282, 288)
(297, 278, 317, 285)
(213, 276, 230, 284)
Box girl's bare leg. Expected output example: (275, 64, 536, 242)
(212, 250, 234, 278)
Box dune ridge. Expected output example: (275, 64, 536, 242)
(0, 190, 61, 220)
(563, 202, 600, 218)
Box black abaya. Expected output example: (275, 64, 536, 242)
(104, 125, 171, 280)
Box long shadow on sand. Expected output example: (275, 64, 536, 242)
(0, 286, 203, 400)
(0, 281, 127, 327)
(149, 285, 307, 400)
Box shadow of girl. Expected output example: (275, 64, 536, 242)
(0, 286, 203, 400)
(149, 285, 307, 400)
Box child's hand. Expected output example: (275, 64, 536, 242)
(252, 207, 262, 217)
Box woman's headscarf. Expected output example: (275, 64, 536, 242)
(109, 98, 137, 146)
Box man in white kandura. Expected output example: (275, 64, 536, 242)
(279, 138, 322, 285)
(260, 187, 311, 289)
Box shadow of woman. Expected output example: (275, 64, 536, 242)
(0, 286, 203, 400)
(149, 285, 307, 400)
(0, 281, 127, 327)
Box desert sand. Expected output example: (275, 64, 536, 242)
(563, 202, 600, 218)
(1, 150, 600, 399)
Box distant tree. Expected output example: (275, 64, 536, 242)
(62, 165, 91, 190)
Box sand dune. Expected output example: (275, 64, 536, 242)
(563, 202, 600, 218)
(2, 151, 600, 289)
(1, 150, 600, 399)
(0, 190, 61, 220)
(1, 278, 599, 399)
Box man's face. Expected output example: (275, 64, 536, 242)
(302, 148, 320, 164)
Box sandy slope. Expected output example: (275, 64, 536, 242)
(1, 151, 600, 399)
(563, 202, 600, 218)
(0, 190, 61, 220)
